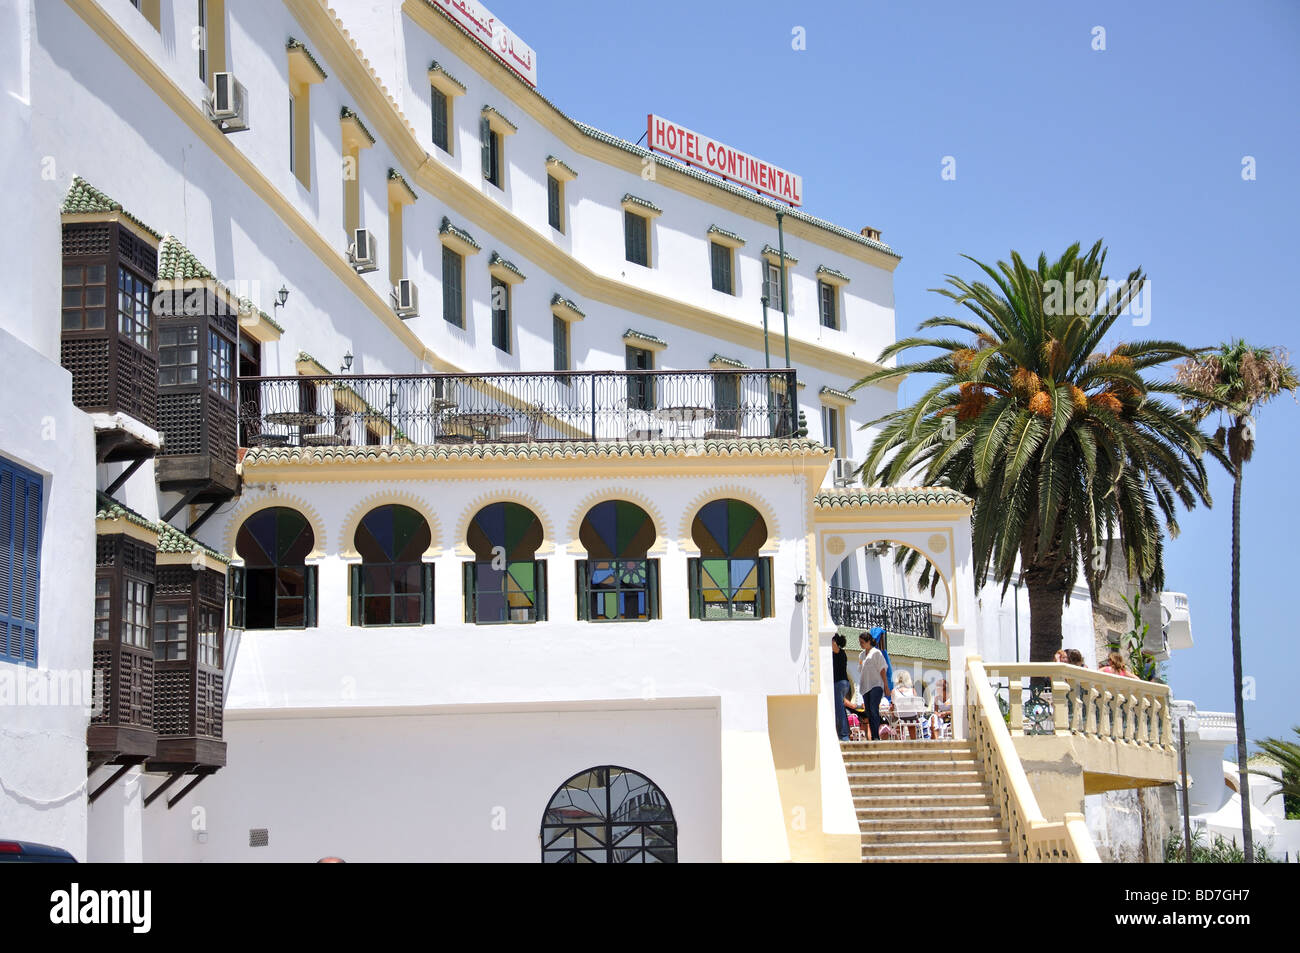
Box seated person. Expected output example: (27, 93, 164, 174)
(928, 676, 953, 736)
(892, 671, 929, 740)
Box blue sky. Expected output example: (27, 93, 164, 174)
(496, 0, 1300, 744)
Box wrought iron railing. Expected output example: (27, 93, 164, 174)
(237, 369, 798, 448)
(826, 586, 937, 640)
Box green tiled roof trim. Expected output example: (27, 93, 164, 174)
(623, 329, 666, 347)
(816, 265, 851, 283)
(838, 626, 948, 663)
(156, 235, 279, 327)
(707, 224, 745, 245)
(481, 105, 518, 133)
(156, 521, 230, 563)
(340, 106, 376, 144)
(388, 168, 419, 202)
(488, 252, 526, 281)
(709, 354, 746, 369)
(415, 1, 898, 260)
(286, 37, 328, 80)
(819, 385, 856, 403)
(621, 193, 662, 215)
(428, 60, 466, 93)
(545, 156, 578, 179)
(815, 487, 972, 508)
(95, 493, 156, 530)
(761, 244, 799, 264)
(550, 293, 585, 317)
(61, 176, 162, 240)
(440, 216, 480, 250)
(243, 437, 835, 465)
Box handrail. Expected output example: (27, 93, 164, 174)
(966, 655, 1099, 863)
(983, 662, 1175, 752)
(826, 586, 937, 639)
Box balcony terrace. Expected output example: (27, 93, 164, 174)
(238, 368, 799, 448)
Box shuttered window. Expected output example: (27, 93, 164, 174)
(442, 245, 464, 327)
(710, 242, 733, 294)
(819, 279, 838, 329)
(431, 86, 449, 153)
(481, 117, 502, 187)
(553, 314, 570, 376)
(624, 211, 649, 266)
(0, 459, 42, 666)
(491, 277, 510, 353)
(547, 175, 563, 232)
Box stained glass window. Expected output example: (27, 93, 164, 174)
(688, 499, 772, 620)
(234, 507, 316, 629)
(464, 502, 546, 624)
(351, 505, 432, 626)
(577, 501, 658, 621)
(541, 766, 677, 863)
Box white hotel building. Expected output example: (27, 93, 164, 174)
(0, 0, 1180, 864)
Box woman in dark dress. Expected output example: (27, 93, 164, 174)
(832, 634, 851, 742)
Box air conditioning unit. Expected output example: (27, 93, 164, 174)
(207, 72, 249, 133)
(348, 228, 377, 273)
(392, 278, 418, 318)
(832, 457, 857, 487)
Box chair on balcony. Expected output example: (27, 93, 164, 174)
(240, 400, 287, 448)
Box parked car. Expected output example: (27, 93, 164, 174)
(0, 840, 77, 862)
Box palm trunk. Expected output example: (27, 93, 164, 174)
(1024, 570, 1067, 662)
(1231, 461, 1254, 861)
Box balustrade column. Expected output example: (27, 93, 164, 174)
(1008, 678, 1024, 736)
(1053, 672, 1071, 733)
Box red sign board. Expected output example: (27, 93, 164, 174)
(646, 114, 803, 206)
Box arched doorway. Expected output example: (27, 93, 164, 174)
(541, 766, 677, 863)
(234, 507, 316, 629)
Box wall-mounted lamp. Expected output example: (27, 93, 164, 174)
(340, 350, 353, 373)
(794, 577, 807, 603)
(273, 285, 290, 313)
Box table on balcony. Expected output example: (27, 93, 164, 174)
(301, 433, 348, 447)
(655, 405, 712, 438)
(265, 411, 327, 427)
(442, 410, 509, 442)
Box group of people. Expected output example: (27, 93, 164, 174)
(831, 630, 952, 742)
(1052, 647, 1138, 678)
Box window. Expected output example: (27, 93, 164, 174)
(94, 576, 111, 640)
(287, 40, 326, 190)
(198, 606, 221, 667)
(0, 459, 42, 666)
(553, 314, 570, 377)
(481, 117, 503, 188)
(431, 86, 450, 153)
(547, 174, 563, 232)
(350, 505, 433, 626)
(153, 602, 188, 660)
(196, 0, 226, 85)
(491, 277, 511, 353)
(625, 345, 654, 411)
(197, 0, 207, 81)
(442, 245, 464, 327)
(576, 502, 659, 622)
(710, 242, 733, 294)
(764, 260, 784, 312)
(234, 508, 317, 629)
(713, 372, 740, 432)
(158, 326, 198, 386)
(542, 767, 677, 863)
(61, 264, 108, 332)
(117, 266, 152, 349)
(688, 499, 773, 620)
(624, 211, 649, 266)
(208, 330, 233, 400)
(288, 93, 297, 175)
(463, 503, 546, 624)
(819, 279, 838, 329)
(822, 404, 842, 456)
(122, 577, 152, 649)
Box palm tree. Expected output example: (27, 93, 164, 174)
(1248, 727, 1300, 815)
(1176, 341, 1298, 862)
(854, 241, 1213, 661)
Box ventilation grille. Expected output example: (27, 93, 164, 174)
(159, 392, 203, 456)
(197, 669, 223, 739)
(118, 648, 153, 728)
(156, 565, 193, 596)
(209, 400, 237, 465)
(90, 650, 112, 724)
(120, 537, 156, 577)
(62, 337, 111, 411)
(119, 227, 158, 279)
(249, 828, 269, 847)
(63, 223, 112, 257)
(153, 667, 190, 736)
(116, 342, 158, 428)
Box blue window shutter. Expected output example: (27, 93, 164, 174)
(687, 557, 702, 620)
(349, 563, 362, 626)
(0, 460, 41, 667)
(647, 559, 660, 620)
(462, 561, 475, 623)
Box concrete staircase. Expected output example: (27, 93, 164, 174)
(840, 739, 1015, 862)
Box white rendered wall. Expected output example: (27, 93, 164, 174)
(0, 329, 97, 859)
(143, 699, 722, 862)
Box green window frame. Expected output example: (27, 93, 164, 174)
(481, 116, 502, 187)
(350, 562, 433, 627)
(624, 210, 649, 266)
(463, 560, 547, 624)
(442, 245, 464, 327)
(547, 174, 563, 232)
(233, 508, 318, 630)
(491, 276, 511, 353)
(431, 86, 449, 153)
(710, 241, 733, 294)
(819, 279, 838, 329)
(688, 556, 773, 620)
(576, 559, 659, 622)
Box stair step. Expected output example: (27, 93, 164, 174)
(855, 805, 1001, 820)
(841, 741, 972, 752)
(854, 795, 997, 812)
(851, 781, 991, 797)
(864, 852, 1014, 863)
(846, 769, 983, 783)
(841, 750, 978, 763)
(844, 759, 980, 773)
(862, 839, 1011, 857)
(858, 818, 1007, 834)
